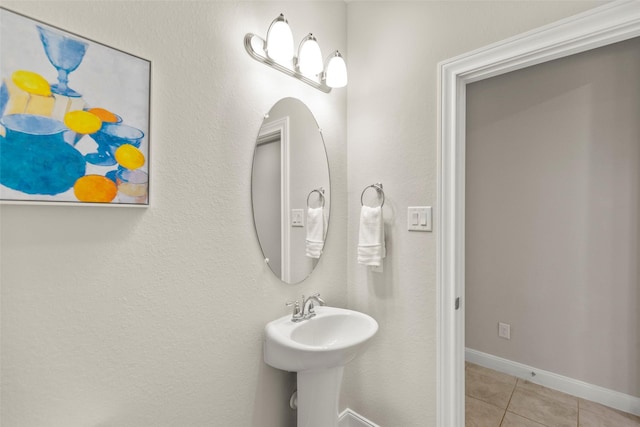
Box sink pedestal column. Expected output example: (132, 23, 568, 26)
(297, 366, 344, 427)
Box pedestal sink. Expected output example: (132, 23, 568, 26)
(264, 306, 378, 427)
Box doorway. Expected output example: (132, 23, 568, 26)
(464, 35, 640, 427)
(436, 3, 640, 426)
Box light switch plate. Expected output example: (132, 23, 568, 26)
(291, 209, 304, 227)
(408, 206, 432, 231)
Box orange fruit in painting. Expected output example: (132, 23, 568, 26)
(115, 144, 145, 170)
(64, 110, 102, 134)
(88, 107, 119, 123)
(12, 70, 52, 96)
(73, 175, 117, 203)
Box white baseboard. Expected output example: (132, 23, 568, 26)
(466, 348, 640, 416)
(338, 408, 380, 427)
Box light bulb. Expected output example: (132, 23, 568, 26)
(298, 34, 323, 76)
(266, 14, 294, 64)
(325, 51, 347, 88)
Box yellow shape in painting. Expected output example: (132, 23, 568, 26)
(64, 110, 102, 134)
(88, 107, 119, 123)
(24, 94, 55, 116)
(4, 78, 55, 116)
(115, 144, 145, 170)
(74, 175, 118, 203)
(12, 70, 52, 97)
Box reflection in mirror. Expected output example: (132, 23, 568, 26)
(251, 98, 330, 284)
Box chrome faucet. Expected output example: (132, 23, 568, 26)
(286, 293, 326, 322)
(302, 293, 326, 319)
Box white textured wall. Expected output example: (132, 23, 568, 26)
(0, 2, 347, 427)
(344, 2, 602, 426)
(466, 36, 640, 396)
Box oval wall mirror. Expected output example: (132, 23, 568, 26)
(251, 98, 330, 284)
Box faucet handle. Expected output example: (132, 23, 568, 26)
(286, 300, 300, 312)
(286, 300, 302, 319)
(310, 293, 326, 306)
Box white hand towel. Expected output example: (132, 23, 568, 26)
(305, 207, 325, 258)
(357, 206, 385, 266)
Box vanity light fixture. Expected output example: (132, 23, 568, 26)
(266, 14, 294, 64)
(297, 33, 323, 76)
(244, 14, 347, 93)
(324, 51, 347, 88)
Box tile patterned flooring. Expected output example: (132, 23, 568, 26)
(465, 362, 640, 427)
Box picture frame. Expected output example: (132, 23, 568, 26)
(0, 7, 151, 206)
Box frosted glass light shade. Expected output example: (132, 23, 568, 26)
(266, 14, 294, 64)
(325, 51, 347, 88)
(298, 34, 323, 76)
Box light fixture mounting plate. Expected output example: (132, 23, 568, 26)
(244, 33, 332, 93)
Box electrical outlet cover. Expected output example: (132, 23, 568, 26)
(498, 322, 511, 340)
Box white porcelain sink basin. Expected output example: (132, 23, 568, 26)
(264, 306, 378, 372)
(264, 305, 378, 427)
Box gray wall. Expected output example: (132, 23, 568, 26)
(466, 37, 640, 396)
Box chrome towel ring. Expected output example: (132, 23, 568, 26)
(307, 187, 325, 208)
(360, 183, 385, 207)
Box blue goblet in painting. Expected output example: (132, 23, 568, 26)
(86, 123, 144, 166)
(64, 112, 121, 146)
(37, 26, 88, 97)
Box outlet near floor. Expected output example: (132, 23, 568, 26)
(498, 322, 511, 340)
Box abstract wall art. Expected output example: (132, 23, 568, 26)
(0, 8, 151, 206)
